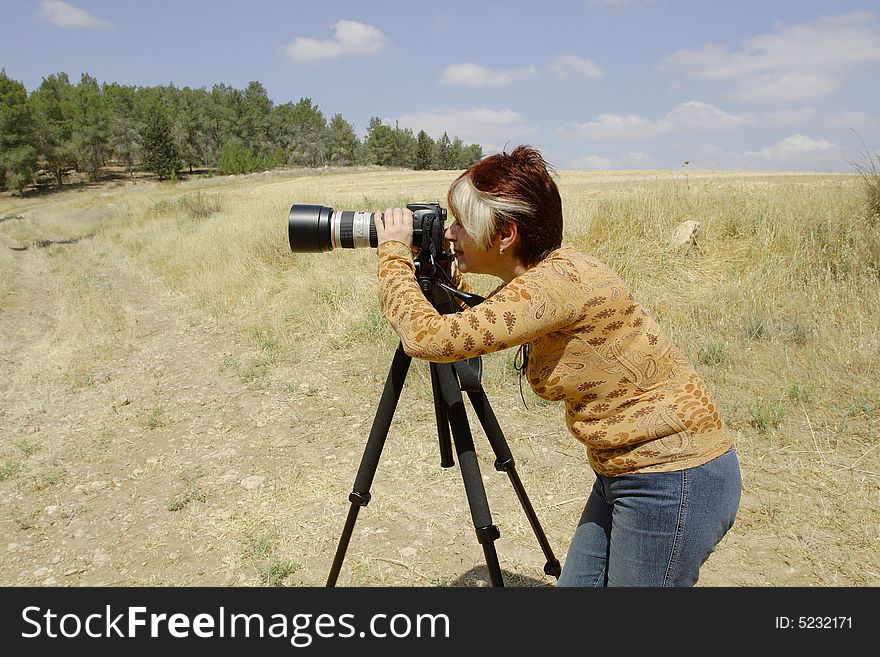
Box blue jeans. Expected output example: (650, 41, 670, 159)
(557, 447, 741, 587)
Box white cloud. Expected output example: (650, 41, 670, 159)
(574, 113, 658, 140)
(569, 155, 612, 170)
(572, 101, 751, 140)
(824, 111, 874, 130)
(568, 151, 653, 170)
(39, 0, 112, 29)
(549, 55, 603, 80)
(394, 108, 536, 151)
(283, 20, 386, 61)
(736, 72, 838, 103)
(747, 134, 836, 162)
(665, 100, 752, 130)
(756, 108, 873, 131)
(441, 63, 537, 87)
(619, 151, 652, 166)
(662, 12, 880, 103)
(762, 108, 821, 127)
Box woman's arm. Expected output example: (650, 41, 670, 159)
(377, 241, 583, 362)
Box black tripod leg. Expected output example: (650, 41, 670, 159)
(326, 344, 412, 586)
(465, 387, 562, 578)
(433, 362, 504, 587)
(430, 363, 455, 468)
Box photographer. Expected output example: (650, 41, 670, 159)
(373, 145, 741, 587)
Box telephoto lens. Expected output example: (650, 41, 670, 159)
(288, 204, 379, 252)
(288, 202, 446, 254)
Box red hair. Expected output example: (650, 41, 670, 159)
(447, 145, 563, 267)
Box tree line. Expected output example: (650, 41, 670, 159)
(0, 70, 485, 192)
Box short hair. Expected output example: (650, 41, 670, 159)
(447, 145, 563, 267)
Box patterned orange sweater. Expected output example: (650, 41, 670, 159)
(377, 241, 732, 476)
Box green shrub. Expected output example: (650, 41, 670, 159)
(218, 140, 282, 175)
(179, 191, 221, 218)
(746, 315, 772, 341)
(698, 341, 727, 366)
(748, 399, 786, 432)
(786, 383, 815, 404)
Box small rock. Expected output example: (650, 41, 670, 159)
(669, 220, 701, 254)
(240, 475, 266, 491)
(75, 481, 108, 494)
(210, 447, 237, 459)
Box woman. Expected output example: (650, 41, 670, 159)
(373, 145, 741, 587)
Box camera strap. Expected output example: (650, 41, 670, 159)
(453, 357, 483, 392)
(514, 343, 530, 409)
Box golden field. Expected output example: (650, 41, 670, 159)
(0, 166, 877, 586)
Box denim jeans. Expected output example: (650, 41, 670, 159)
(557, 447, 741, 587)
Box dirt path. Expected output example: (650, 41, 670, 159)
(1, 203, 329, 582)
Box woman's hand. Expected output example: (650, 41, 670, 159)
(374, 207, 413, 248)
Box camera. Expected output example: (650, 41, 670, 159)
(287, 201, 483, 311)
(287, 202, 447, 253)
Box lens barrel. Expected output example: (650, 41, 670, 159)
(336, 210, 378, 249)
(288, 204, 378, 252)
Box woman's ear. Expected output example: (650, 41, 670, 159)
(498, 222, 519, 252)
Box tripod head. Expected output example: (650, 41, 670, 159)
(407, 203, 485, 314)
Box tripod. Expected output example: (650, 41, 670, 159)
(326, 264, 562, 586)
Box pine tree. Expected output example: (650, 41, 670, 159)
(450, 137, 465, 169)
(415, 130, 434, 170)
(364, 119, 395, 166)
(462, 143, 484, 167)
(140, 102, 180, 180)
(325, 114, 360, 166)
(173, 86, 207, 173)
(30, 72, 76, 187)
(286, 98, 326, 167)
(435, 132, 453, 169)
(391, 123, 417, 168)
(203, 84, 238, 167)
(104, 82, 139, 178)
(71, 74, 110, 181)
(241, 80, 272, 156)
(217, 138, 258, 174)
(0, 70, 38, 192)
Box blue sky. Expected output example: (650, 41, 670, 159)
(2, 0, 879, 171)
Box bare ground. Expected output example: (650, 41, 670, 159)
(1, 175, 877, 588)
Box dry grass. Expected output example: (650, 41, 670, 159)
(0, 166, 877, 586)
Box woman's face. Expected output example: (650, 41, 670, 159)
(444, 216, 499, 276)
